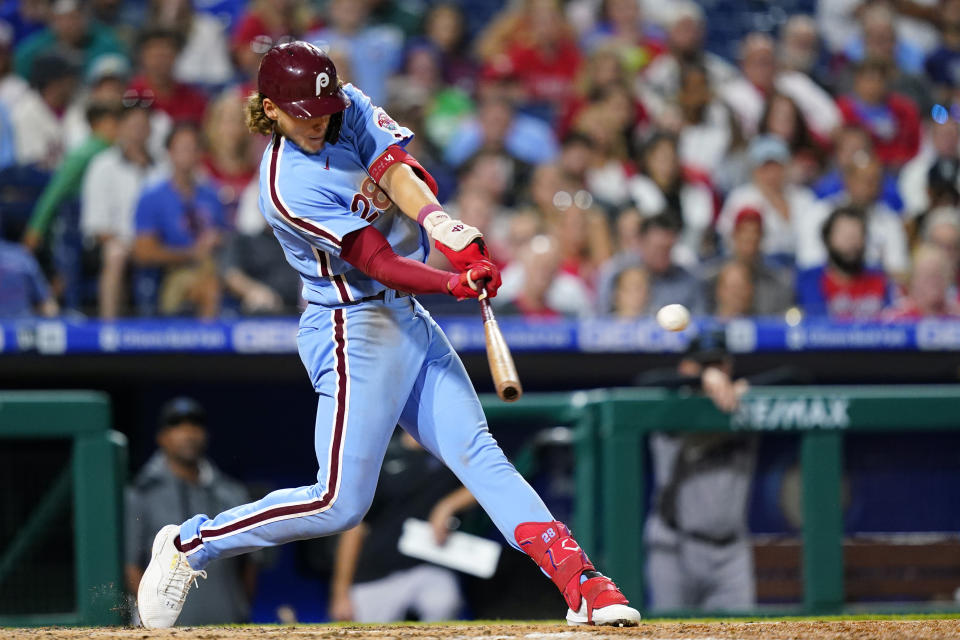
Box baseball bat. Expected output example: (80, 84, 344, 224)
(479, 291, 522, 402)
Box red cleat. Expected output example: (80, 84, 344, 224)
(515, 521, 641, 626)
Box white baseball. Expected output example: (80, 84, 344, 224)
(656, 304, 691, 332)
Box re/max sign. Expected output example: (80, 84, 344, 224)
(731, 397, 851, 430)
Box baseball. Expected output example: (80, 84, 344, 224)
(656, 304, 691, 332)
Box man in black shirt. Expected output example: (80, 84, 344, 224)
(329, 430, 477, 622)
(126, 397, 258, 625)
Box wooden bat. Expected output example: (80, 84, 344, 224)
(479, 290, 522, 402)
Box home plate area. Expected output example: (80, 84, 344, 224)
(7, 620, 960, 640)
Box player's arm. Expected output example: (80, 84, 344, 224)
(375, 157, 491, 273)
(339, 224, 500, 299)
(701, 366, 750, 413)
(428, 486, 477, 545)
(223, 267, 283, 313)
(133, 234, 197, 266)
(376, 161, 438, 223)
(329, 522, 368, 621)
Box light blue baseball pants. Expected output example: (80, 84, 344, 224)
(179, 292, 553, 570)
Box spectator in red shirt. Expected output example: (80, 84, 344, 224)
(557, 44, 647, 140)
(481, 0, 581, 116)
(202, 88, 257, 226)
(579, 0, 665, 70)
(836, 59, 920, 169)
(611, 265, 650, 319)
(713, 261, 755, 320)
(128, 27, 207, 124)
(921, 208, 960, 291)
(796, 206, 894, 319)
(418, 4, 476, 92)
(553, 202, 613, 288)
(884, 244, 960, 319)
(499, 235, 572, 319)
(231, 0, 316, 85)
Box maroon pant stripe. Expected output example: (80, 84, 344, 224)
(187, 309, 349, 545)
(316, 248, 352, 303)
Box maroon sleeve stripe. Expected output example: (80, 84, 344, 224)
(269, 138, 342, 248)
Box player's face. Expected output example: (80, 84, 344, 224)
(265, 99, 331, 154)
(157, 421, 207, 465)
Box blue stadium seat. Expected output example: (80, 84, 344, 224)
(0, 166, 50, 242)
(133, 267, 162, 317)
(49, 198, 87, 312)
(699, 0, 817, 61)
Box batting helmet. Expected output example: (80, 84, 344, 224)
(258, 41, 350, 139)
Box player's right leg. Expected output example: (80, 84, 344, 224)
(398, 303, 641, 626)
(644, 540, 690, 610)
(349, 572, 415, 622)
(138, 301, 418, 628)
(409, 565, 464, 622)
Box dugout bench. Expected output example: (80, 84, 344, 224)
(482, 385, 960, 617)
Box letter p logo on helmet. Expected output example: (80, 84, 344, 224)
(316, 72, 330, 95)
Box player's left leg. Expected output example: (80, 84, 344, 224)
(138, 299, 420, 628)
(696, 538, 756, 611)
(398, 302, 641, 626)
(349, 571, 418, 622)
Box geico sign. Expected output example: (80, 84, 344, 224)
(731, 397, 850, 430)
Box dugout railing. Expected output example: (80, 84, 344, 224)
(0, 391, 126, 627)
(482, 385, 960, 617)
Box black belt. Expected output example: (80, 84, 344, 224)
(662, 519, 740, 547)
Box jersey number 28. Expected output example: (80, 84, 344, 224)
(351, 177, 392, 223)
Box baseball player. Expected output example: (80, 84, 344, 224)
(136, 42, 640, 629)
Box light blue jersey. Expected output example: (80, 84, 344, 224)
(258, 84, 429, 307)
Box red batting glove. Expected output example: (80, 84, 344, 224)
(475, 259, 501, 298)
(436, 238, 491, 272)
(446, 261, 501, 300)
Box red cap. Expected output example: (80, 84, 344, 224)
(257, 41, 350, 119)
(734, 207, 763, 230)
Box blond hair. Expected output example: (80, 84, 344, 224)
(244, 92, 274, 136)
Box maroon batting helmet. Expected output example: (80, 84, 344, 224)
(257, 41, 350, 120)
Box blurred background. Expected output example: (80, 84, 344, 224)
(2, 0, 960, 628)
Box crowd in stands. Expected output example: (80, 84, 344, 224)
(2, 0, 960, 322)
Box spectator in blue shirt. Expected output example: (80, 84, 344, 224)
(444, 89, 559, 168)
(924, 1, 960, 104)
(796, 207, 894, 320)
(597, 214, 706, 316)
(0, 237, 58, 317)
(843, 4, 925, 76)
(132, 123, 225, 318)
(0, 100, 15, 169)
(306, 0, 403, 107)
(814, 125, 902, 212)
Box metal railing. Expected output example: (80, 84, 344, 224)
(0, 392, 125, 626)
